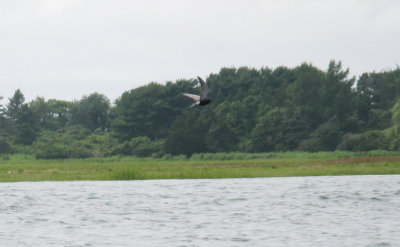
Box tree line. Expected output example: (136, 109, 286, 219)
(1, 60, 400, 159)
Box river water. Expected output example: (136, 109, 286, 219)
(1, 175, 399, 246)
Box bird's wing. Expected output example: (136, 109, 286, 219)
(197, 76, 208, 100)
(189, 102, 199, 108)
(182, 93, 200, 102)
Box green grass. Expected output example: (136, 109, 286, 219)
(1, 151, 400, 182)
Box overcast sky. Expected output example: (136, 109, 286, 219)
(1, 0, 399, 103)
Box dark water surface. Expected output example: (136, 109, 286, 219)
(1, 175, 399, 246)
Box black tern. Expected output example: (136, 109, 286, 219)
(182, 76, 212, 107)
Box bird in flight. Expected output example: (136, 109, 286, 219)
(182, 76, 212, 107)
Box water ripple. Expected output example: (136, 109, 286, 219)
(0, 175, 399, 246)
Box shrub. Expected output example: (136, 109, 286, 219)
(130, 136, 161, 157)
(337, 133, 363, 151)
(358, 130, 390, 151)
(105, 136, 163, 157)
(338, 130, 389, 151)
(33, 131, 91, 159)
(383, 125, 400, 151)
(0, 136, 12, 154)
(34, 143, 70, 159)
(298, 117, 342, 152)
(297, 138, 321, 152)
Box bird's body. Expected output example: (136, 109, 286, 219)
(199, 98, 212, 106)
(182, 76, 212, 107)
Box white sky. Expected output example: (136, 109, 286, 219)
(0, 0, 399, 103)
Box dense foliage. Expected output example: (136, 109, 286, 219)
(1, 60, 400, 159)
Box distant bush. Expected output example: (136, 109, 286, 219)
(360, 131, 390, 151)
(34, 143, 70, 159)
(0, 136, 12, 154)
(338, 131, 390, 151)
(297, 138, 321, 152)
(383, 125, 400, 151)
(33, 131, 91, 159)
(151, 152, 163, 159)
(130, 137, 163, 157)
(107, 136, 163, 157)
(1, 154, 10, 160)
(337, 133, 364, 151)
(82, 131, 119, 157)
(299, 117, 342, 152)
(161, 154, 174, 160)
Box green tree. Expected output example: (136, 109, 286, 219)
(356, 68, 400, 130)
(285, 63, 325, 128)
(206, 96, 260, 152)
(299, 116, 342, 151)
(112, 82, 187, 140)
(46, 99, 71, 130)
(164, 110, 210, 156)
(323, 61, 357, 132)
(391, 98, 400, 125)
(0, 96, 10, 136)
(0, 95, 12, 153)
(70, 93, 110, 131)
(5, 90, 39, 144)
(15, 104, 39, 145)
(30, 97, 52, 130)
(7, 89, 25, 121)
(249, 107, 308, 152)
(381, 99, 400, 150)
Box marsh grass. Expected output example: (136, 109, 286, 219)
(112, 166, 143, 180)
(1, 151, 400, 182)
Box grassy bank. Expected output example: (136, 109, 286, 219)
(1, 151, 400, 182)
